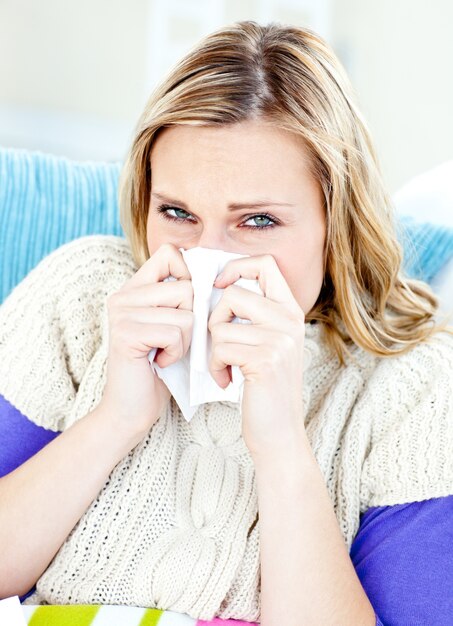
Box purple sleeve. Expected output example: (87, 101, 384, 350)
(0, 392, 61, 602)
(0, 393, 60, 477)
(350, 495, 453, 626)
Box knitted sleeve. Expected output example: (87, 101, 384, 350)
(359, 329, 453, 509)
(0, 235, 136, 432)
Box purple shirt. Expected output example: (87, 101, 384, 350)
(1, 393, 452, 624)
(352, 496, 453, 625)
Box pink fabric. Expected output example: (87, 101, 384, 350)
(197, 617, 259, 626)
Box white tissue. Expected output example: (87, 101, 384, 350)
(147, 247, 263, 422)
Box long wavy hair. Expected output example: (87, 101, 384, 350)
(118, 20, 453, 365)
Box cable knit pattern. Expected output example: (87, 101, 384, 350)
(1, 234, 452, 621)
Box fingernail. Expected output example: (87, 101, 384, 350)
(215, 272, 224, 283)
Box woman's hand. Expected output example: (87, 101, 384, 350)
(98, 243, 194, 440)
(208, 254, 307, 459)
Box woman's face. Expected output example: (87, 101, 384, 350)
(146, 119, 326, 315)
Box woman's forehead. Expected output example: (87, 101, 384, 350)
(149, 122, 317, 196)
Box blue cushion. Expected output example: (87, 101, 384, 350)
(1, 146, 452, 304)
(0, 147, 123, 304)
(395, 215, 453, 284)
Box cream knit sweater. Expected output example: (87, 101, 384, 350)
(1, 235, 452, 621)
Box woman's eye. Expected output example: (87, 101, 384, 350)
(242, 215, 276, 229)
(157, 204, 278, 230)
(157, 205, 195, 224)
(162, 207, 194, 221)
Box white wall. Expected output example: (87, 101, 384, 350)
(332, 0, 453, 192)
(0, 0, 149, 161)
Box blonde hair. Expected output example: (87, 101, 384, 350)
(118, 20, 453, 364)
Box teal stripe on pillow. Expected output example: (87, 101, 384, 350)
(0, 147, 123, 303)
(1, 146, 452, 304)
(396, 214, 453, 284)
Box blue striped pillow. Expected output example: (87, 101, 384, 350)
(0, 147, 122, 304)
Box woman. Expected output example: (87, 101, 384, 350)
(0, 20, 452, 625)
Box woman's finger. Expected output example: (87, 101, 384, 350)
(112, 279, 194, 311)
(126, 242, 192, 291)
(208, 284, 300, 329)
(214, 254, 298, 308)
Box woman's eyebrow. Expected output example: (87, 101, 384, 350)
(151, 192, 295, 211)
